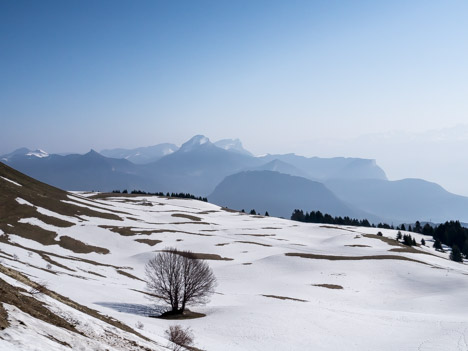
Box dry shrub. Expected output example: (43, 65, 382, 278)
(165, 324, 194, 351)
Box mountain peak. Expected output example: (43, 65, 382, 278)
(83, 149, 103, 158)
(179, 135, 212, 152)
(26, 149, 49, 158)
(214, 138, 253, 156)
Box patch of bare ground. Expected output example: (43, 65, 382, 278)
(220, 207, 241, 213)
(389, 247, 434, 256)
(196, 210, 218, 215)
(252, 215, 264, 219)
(58, 236, 109, 254)
(0, 236, 126, 270)
(171, 213, 202, 222)
(33, 213, 75, 228)
(362, 233, 400, 246)
(0, 277, 78, 333)
(0, 264, 150, 341)
(44, 334, 71, 348)
(78, 268, 106, 278)
(134, 239, 162, 246)
(117, 269, 144, 281)
(5, 222, 58, 246)
(201, 229, 217, 232)
(262, 227, 281, 230)
(320, 225, 357, 233)
(155, 309, 206, 320)
(171, 221, 211, 225)
(162, 250, 233, 261)
(285, 252, 427, 265)
(0, 303, 9, 330)
(102, 225, 214, 237)
(239, 234, 275, 237)
(235, 241, 272, 247)
(261, 294, 308, 302)
(345, 244, 371, 248)
(3, 223, 107, 255)
(242, 263, 252, 265)
(90, 192, 159, 200)
(312, 284, 343, 290)
(99, 225, 153, 236)
(215, 243, 229, 246)
(0, 163, 122, 228)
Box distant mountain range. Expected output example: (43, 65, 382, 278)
(3, 134, 468, 223)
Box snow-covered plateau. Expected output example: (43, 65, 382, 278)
(0, 165, 467, 351)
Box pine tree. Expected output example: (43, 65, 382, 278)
(396, 231, 402, 240)
(249, 209, 257, 215)
(462, 241, 468, 258)
(421, 238, 426, 246)
(433, 239, 443, 251)
(264, 211, 269, 217)
(450, 245, 463, 262)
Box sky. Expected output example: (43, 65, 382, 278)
(1, 1, 468, 194)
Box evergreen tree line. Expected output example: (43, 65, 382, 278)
(111, 189, 208, 202)
(291, 209, 374, 227)
(291, 209, 466, 262)
(407, 220, 468, 261)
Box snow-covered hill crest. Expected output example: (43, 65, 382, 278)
(0, 162, 468, 350)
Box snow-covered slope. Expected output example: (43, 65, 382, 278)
(1, 162, 468, 350)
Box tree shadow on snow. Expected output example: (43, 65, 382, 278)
(95, 302, 166, 317)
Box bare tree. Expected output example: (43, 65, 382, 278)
(145, 248, 216, 315)
(165, 325, 194, 351)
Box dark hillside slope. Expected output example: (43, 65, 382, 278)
(0, 162, 121, 249)
(325, 178, 468, 223)
(209, 170, 377, 220)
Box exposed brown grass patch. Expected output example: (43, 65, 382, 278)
(7, 221, 59, 246)
(240, 234, 275, 237)
(312, 284, 343, 290)
(117, 270, 144, 281)
(162, 250, 233, 261)
(389, 247, 433, 256)
(345, 244, 371, 248)
(196, 210, 218, 215)
(261, 294, 307, 302)
(0, 264, 150, 341)
(285, 252, 426, 265)
(134, 239, 162, 246)
(220, 207, 241, 213)
(0, 236, 125, 270)
(320, 225, 356, 233)
(0, 303, 9, 330)
(0, 162, 123, 227)
(171, 213, 202, 222)
(0, 277, 78, 333)
(215, 243, 229, 246)
(58, 236, 109, 254)
(171, 221, 211, 225)
(362, 234, 400, 247)
(235, 241, 272, 247)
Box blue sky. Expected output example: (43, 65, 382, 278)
(1, 1, 468, 193)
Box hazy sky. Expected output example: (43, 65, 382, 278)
(1, 1, 468, 193)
